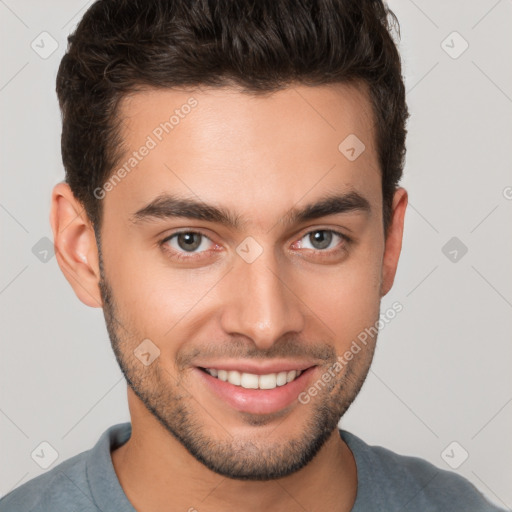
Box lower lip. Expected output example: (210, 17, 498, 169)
(194, 366, 317, 415)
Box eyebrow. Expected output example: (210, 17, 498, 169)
(130, 190, 371, 230)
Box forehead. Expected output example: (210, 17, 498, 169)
(106, 82, 381, 227)
(118, 82, 376, 152)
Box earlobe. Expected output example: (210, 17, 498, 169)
(49, 182, 103, 308)
(380, 187, 408, 297)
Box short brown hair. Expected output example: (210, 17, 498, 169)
(56, 0, 409, 238)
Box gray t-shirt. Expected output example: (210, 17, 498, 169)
(0, 422, 504, 511)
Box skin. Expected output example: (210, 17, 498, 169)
(50, 82, 407, 512)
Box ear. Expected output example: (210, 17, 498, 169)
(380, 187, 408, 297)
(49, 182, 102, 308)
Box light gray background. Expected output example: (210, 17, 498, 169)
(1, 0, 511, 508)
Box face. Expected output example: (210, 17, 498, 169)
(67, 83, 406, 481)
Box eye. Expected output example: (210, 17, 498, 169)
(160, 231, 217, 260)
(295, 229, 350, 252)
(160, 228, 351, 263)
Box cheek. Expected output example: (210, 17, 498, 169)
(106, 246, 223, 336)
(303, 247, 383, 346)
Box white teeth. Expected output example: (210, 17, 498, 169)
(227, 370, 241, 386)
(276, 371, 287, 386)
(240, 373, 259, 389)
(259, 373, 277, 390)
(286, 370, 297, 383)
(204, 368, 303, 390)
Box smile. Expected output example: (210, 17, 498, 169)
(201, 368, 303, 390)
(196, 365, 317, 415)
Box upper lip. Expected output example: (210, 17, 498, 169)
(196, 361, 317, 375)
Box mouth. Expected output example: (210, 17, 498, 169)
(199, 367, 304, 390)
(195, 365, 317, 415)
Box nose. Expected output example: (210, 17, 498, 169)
(219, 248, 305, 351)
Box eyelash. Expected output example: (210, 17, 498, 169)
(159, 229, 352, 262)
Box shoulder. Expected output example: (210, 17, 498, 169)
(0, 451, 94, 512)
(0, 422, 131, 512)
(340, 429, 506, 511)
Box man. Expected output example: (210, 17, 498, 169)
(0, 0, 504, 511)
